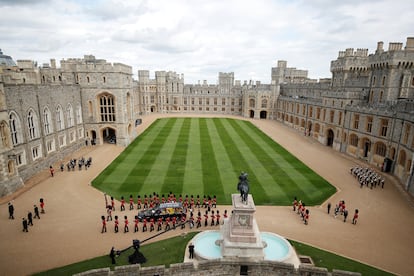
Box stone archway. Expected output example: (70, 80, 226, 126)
(91, 130, 97, 145)
(327, 129, 334, 147)
(260, 110, 267, 119)
(101, 127, 116, 144)
(249, 110, 254, 118)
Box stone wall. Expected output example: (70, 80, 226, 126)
(74, 260, 362, 276)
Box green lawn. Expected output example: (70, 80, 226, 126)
(92, 118, 336, 205)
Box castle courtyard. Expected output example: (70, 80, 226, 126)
(1, 114, 413, 276)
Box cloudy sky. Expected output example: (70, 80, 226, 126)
(1, 0, 413, 83)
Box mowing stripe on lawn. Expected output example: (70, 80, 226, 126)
(206, 119, 237, 201)
(199, 118, 224, 197)
(117, 118, 174, 196)
(161, 118, 191, 195)
(182, 118, 204, 197)
(239, 121, 333, 201)
(114, 118, 171, 195)
(141, 118, 183, 193)
(214, 119, 271, 204)
(230, 120, 308, 203)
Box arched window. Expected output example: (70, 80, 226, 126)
(56, 105, 65, 131)
(261, 99, 267, 108)
(99, 94, 116, 122)
(398, 150, 406, 166)
(66, 104, 74, 127)
(27, 109, 38, 140)
(43, 107, 53, 135)
(249, 99, 255, 108)
(0, 121, 10, 148)
(77, 104, 83, 124)
(9, 112, 21, 145)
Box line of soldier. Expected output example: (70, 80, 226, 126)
(109, 193, 217, 213)
(350, 166, 385, 189)
(60, 156, 92, 172)
(292, 197, 309, 225)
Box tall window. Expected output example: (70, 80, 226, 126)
(66, 104, 74, 127)
(353, 114, 360, 129)
(375, 142, 387, 157)
(380, 119, 388, 137)
(261, 99, 267, 108)
(330, 110, 335, 123)
(0, 121, 9, 147)
(27, 109, 38, 140)
(349, 134, 359, 147)
(366, 116, 373, 133)
(43, 107, 52, 135)
(403, 124, 411, 145)
(249, 99, 255, 108)
(56, 105, 65, 131)
(99, 94, 116, 122)
(9, 112, 21, 145)
(77, 105, 83, 124)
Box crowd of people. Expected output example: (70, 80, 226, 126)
(292, 197, 310, 225)
(350, 166, 385, 189)
(327, 200, 359, 225)
(101, 192, 227, 234)
(60, 157, 93, 172)
(7, 198, 46, 232)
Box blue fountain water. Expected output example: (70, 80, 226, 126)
(193, 231, 291, 261)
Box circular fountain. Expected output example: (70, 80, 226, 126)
(190, 193, 300, 267)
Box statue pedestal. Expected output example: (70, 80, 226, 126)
(221, 194, 264, 260)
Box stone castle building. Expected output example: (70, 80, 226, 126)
(0, 37, 413, 197)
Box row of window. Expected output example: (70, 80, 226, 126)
(7, 104, 82, 146)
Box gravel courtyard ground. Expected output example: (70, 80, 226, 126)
(1, 114, 413, 276)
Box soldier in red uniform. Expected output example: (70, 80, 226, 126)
(150, 218, 155, 232)
(129, 195, 134, 210)
(143, 196, 148, 209)
(210, 210, 215, 226)
(111, 196, 115, 211)
(352, 209, 359, 225)
(304, 209, 310, 225)
(204, 210, 209, 227)
(114, 215, 119, 233)
(181, 214, 187, 229)
(215, 210, 220, 226)
(157, 217, 163, 231)
(134, 216, 139, 233)
(40, 198, 45, 214)
(137, 195, 141, 210)
(101, 215, 107, 233)
(142, 218, 147, 232)
(223, 210, 228, 220)
(165, 217, 171, 231)
(124, 216, 129, 233)
(212, 195, 217, 208)
(172, 216, 177, 229)
(120, 196, 125, 211)
(196, 214, 202, 228)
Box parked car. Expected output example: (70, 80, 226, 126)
(137, 202, 186, 222)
